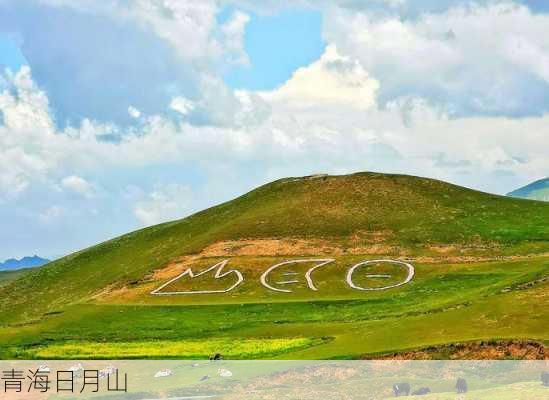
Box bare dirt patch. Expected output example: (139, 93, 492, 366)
(366, 340, 548, 360)
(199, 237, 399, 258)
(172, 237, 549, 264)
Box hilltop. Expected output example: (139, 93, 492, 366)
(508, 177, 549, 202)
(0, 172, 548, 359)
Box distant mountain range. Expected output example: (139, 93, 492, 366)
(507, 178, 549, 202)
(0, 256, 50, 271)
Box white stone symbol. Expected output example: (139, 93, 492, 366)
(151, 259, 244, 295)
(346, 259, 415, 291)
(260, 259, 334, 293)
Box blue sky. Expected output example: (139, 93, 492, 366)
(1, 0, 549, 260)
(0, 37, 26, 71)
(223, 8, 325, 90)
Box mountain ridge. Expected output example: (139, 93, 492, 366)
(0, 255, 49, 271)
(507, 177, 549, 202)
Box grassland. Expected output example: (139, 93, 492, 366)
(0, 257, 547, 359)
(0, 172, 548, 359)
(0, 267, 33, 288)
(20, 338, 321, 359)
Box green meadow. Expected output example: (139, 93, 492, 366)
(0, 267, 34, 288)
(1, 257, 547, 359)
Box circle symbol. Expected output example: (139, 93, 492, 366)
(346, 259, 415, 291)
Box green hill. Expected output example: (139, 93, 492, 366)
(507, 177, 549, 202)
(1, 172, 548, 359)
(0, 267, 35, 288)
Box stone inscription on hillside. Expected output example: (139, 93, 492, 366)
(151, 259, 415, 295)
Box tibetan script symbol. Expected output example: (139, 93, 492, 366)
(346, 259, 415, 291)
(260, 259, 334, 293)
(151, 259, 244, 295)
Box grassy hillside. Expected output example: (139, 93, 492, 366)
(2, 172, 549, 318)
(0, 172, 548, 359)
(508, 177, 549, 202)
(0, 267, 34, 288)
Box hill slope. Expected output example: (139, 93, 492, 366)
(2, 172, 549, 322)
(0, 267, 35, 288)
(507, 177, 549, 202)
(0, 172, 548, 360)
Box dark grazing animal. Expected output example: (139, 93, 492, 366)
(456, 378, 468, 393)
(393, 382, 411, 396)
(541, 372, 549, 387)
(411, 387, 431, 396)
(209, 353, 223, 361)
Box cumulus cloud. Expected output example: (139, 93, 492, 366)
(134, 184, 192, 226)
(0, 0, 251, 126)
(61, 175, 94, 197)
(2, 57, 548, 205)
(38, 205, 65, 223)
(0, 66, 56, 195)
(170, 96, 195, 116)
(262, 45, 379, 110)
(323, 1, 549, 116)
(128, 106, 141, 119)
(123, 0, 238, 63)
(220, 10, 251, 66)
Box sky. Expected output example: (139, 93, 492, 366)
(1, 0, 549, 260)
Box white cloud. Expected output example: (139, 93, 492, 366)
(106, 0, 250, 69)
(262, 45, 379, 110)
(128, 106, 141, 119)
(0, 0, 253, 126)
(233, 90, 272, 127)
(2, 61, 548, 206)
(220, 10, 251, 66)
(32, 0, 244, 65)
(0, 66, 54, 132)
(38, 205, 65, 223)
(134, 184, 192, 226)
(61, 175, 94, 197)
(0, 67, 56, 196)
(323, 2, 549, 116)
(169, 96, 195, 116)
